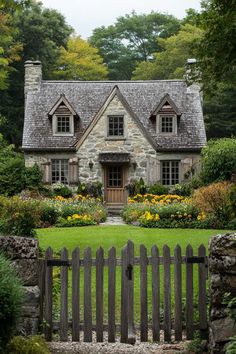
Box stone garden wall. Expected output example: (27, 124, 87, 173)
(209, 233, 236, 354)
(0, 236, 40, 335)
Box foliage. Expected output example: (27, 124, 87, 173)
(128, 193, 189, 204)
(54, 35, 108, 80)
(0, 1, 72, 146)
(132, 24, 203, 80)
(204, 84, 236, 138)
(89, 11, 180, 80)
(192, 182, 232, 220)
(77, 181, 103, 199)
(52, 183, 73, 198)
(148, 183, 168, 195)
(6, 335, 50, 354)
(56, 214, 96, 227)
(198, 0, 236, 90)
(0, 137, 42, 195)
(125, 178, 147, 196)
(0, 2, 22, 90)
(0, 253, 23, 350)
(0, 196, 41, 236)
(228, 185, 236, 219)
(39, 195, 107, 226)
(201, 139, 236, 184)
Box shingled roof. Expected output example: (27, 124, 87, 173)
(22, 80, 206, 151)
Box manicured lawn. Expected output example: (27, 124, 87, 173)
(37, 226, 226, 323)
(37, 225, 223, 255)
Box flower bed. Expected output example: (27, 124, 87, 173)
(40, 195, 107, 227)
(121, 193, 223, 228)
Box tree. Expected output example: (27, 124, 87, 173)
(132, 24, 203, 80)
(200, 138, 236, 184)
(90, 11, 180, 80)
(198, 0, 236, 90)
(54, 36, 108, 80)
(0, 1, 73, 146)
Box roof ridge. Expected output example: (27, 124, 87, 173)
(42, 80, 185, 84)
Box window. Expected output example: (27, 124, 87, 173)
(52, 115, 74, 136)
(108, 116, 124, 137)
(161, 161, 179, 185)
(57, 116, 70, 133)
(52, 159, 69, 184)
(107, 166, 122, 187)
(157, 115, 177, 134)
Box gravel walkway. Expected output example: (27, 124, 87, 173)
(100, 216, 126, 225)
(48, 341, 186, 354)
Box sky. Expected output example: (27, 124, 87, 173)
(41, 0, 202, 39)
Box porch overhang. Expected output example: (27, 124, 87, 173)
(98, 152, 130, 164)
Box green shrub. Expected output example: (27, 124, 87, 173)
(56, 215, 96, 227)
(77, 181, 103, 198)
(6, 335, 50, 354)
(121, 203, 151, 223)
(201, 138, 236, 184)
(0, 254, 23, 350)
(0, 157, 25, 196)
(39, 202, 59, 226)
(0, 196, 41, 237)
(125, 178, 147, 196)
(53, 183, 73, 198)
(24, 164, 43, 190)
(148, 182, 168, 195)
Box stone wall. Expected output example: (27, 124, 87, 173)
(209, 233, 236, 354)
(0, 236, 40, 335)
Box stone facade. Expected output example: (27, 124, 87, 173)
(209, 233, 236, 354)
(77, 94, 201, 185)
(0, 236, 40, 336)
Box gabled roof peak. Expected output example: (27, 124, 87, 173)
(151, 93, 181, 117)
(48, 94, 78, 117)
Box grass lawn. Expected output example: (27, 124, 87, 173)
(37, 225, 226, 324)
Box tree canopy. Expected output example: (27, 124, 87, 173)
(89, 11, 180, 80)
(132, 24, 203, 80)
(54, 36, 108, 80)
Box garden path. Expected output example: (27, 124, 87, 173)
(100, 216, 126, 225)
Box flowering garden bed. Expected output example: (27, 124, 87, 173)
(121, 193, 224, 229)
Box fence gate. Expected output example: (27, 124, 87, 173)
(39, 240, 208, 343)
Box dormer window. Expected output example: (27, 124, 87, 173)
(57, 116, 70, 133)
(159, 115, 177, 134)
(53, 114, 74, 136)
(48, 94, 78, 137)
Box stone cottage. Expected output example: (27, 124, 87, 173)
(22, 61, 206, 206)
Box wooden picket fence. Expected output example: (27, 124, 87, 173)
(39, 240, 208, 343)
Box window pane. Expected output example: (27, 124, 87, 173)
(108, 116, 124, 136)
(161, 116, 173, 133)
(52, 159, 69, 184)
(107, 166, 122, 187)
(162, 161, 179, 185)
(57, 116, 70, 133)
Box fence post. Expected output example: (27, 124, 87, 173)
(45, 247, 53, 341)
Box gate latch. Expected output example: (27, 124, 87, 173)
(126, 264, 133, 280)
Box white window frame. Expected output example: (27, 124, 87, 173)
(51, 159, 69, 184)
(157, 114, 177, 135)
(52, 114, 74, 136)
(161, 160, 180, 186)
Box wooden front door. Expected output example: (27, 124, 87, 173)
(105, 165, 126, 205)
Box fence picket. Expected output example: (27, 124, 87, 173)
(151, 245, 160, 342)
(186, 245, 194, 340)
(45, 247, 53, 341)
(198, 245, 208, 338)
(140, 244, 148, 342)
(96, 247, 104, 342)
(108, 247, 116, 342)
(163, 245, 171, 342)
(174, 245, 182, 341)
(60, 248, 68, 341)
(121, 246, 128, 343)
(127, 240, 135, 344)
(84, 247, 92, 342)
(72, 247, 80, 341)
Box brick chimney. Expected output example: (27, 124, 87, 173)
(24, 60, 42, 97)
